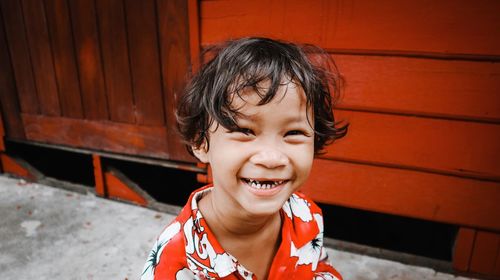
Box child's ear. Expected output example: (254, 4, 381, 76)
(192, 144, 209, 163)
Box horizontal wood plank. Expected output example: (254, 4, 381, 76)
(22, 114, 169, 159)
(201, 0, 500, 57)
(334, 55, 500, 122)
(302, 159, 500, 231)
(323, 110, 500, 180)
(199, 39, 500, 123)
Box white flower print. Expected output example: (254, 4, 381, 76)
(175, 268, 197, 280)
(141, 221, 181, 280)
(315, 212, 324, 232)
(211, 251, 235, 276)
(290, 213, 324, 270)
(184, 217, 196, 255)
(314, 272, 340, 280)
(283, 194, 313, 222)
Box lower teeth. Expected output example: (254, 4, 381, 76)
(246, 179, 283, 190)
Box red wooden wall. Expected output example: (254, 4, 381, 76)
(0, 0, 499, 276)
(199, 0, 500, 276)
(0, 0, 195, 162)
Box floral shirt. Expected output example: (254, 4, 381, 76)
(141, 186, 342, 280)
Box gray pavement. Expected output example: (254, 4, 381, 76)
(0, 175, 476, 280)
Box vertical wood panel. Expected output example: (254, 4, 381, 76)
(0, 10, 25, 139)
(0, 111, 4, 151)
(124, 0, 164, 126)
(495, 246, 500, 276)
(470, 231, 500, 274)
(44, 0, 83, 118)
(157, 0, 193, 162)
(68, 0, 108, 120)
(0, 0, 38, 114)
(96, 0, 135, 124)
(188, 0, 200, 72)
(92, 154, 105, 196)
(21, 0, 60, 116)
(453, 228, 476, 272)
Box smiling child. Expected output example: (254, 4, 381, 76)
(141, 37, 347, 280)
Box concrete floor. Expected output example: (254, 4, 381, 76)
(0, 175, 477, 280)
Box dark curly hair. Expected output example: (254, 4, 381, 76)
(176, 37, 348, 155)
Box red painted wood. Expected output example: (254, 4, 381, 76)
(104, 171, 148, 206)
(0, 154, 36, 180)
(20, 0, 60, 116)
(453, 228, 476, 272)
(470, 231, 500, 275)
(95, 0, 134, 124)
(201, 0, 500, 57)
(124, 0, 164, 126)
(323, 111, 500, 180)
(0, 0, 38, 114)
(44, 0, 83, 118)
(188, 0, 201, 72)
(334, 54, 500, 122)
(302, 159, 500, 231)
(0, 113, 4, 152)
(157, 0, 194, 162)
(92, 154, 105, 196)
(22, 114, 169, 159)
(68, 0, 108, 120)
(196, 162, 212, 184)
(0, 11, 25, 139)
(495, 245, 500, 276)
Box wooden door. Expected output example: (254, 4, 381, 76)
(0, 0, 196, 162)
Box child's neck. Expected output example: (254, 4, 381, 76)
(198, 191, 282, 279)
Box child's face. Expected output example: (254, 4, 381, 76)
(193, 81, 315, 217)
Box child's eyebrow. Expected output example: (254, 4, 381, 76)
(233, 112, 255, 122)
(235, 112, 310, 126)
(234, 112, 257, 121)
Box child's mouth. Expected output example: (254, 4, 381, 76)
(242, 178, 286, 190)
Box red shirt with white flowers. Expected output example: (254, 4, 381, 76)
(141, 185, 342, 280)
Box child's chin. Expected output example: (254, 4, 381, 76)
(242, 199, 286, 217)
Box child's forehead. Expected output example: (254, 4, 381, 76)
(228, 82, 309, 120)
(229, 79, 306, 106)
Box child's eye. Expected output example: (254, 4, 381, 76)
(285, 130, 307, 137)
(229, 127, 255, 135)
(238, 128, 254, 135)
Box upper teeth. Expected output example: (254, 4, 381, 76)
(246, 179, 284, 189)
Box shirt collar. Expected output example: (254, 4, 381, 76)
(184, 186, 320, 278)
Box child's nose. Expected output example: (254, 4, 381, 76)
(249, 149, 289, 169)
